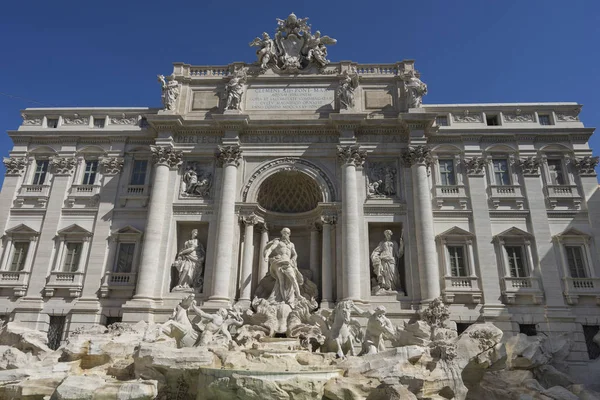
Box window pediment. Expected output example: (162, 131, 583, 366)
(4, 224, 39, 239)
(494, 227, 533, 241)
(555, 228, 590, 239)
(437, 226, 474, 240)
(110, 225, 143, 242)
(56, 224, 92, 240)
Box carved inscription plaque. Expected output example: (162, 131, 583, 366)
(245, 87, 335, 111)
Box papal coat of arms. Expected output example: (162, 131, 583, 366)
(249, 13, 337, 73)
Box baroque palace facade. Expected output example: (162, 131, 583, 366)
(1, 14, 600, 359)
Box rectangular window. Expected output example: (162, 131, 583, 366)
(33, 160, 49, 185)
(436, 116, 449, 126)
(519, 324, 537, 336)
(439, 159, 456, 186)
(539, 115, 551, 125)
(63, 243, 82, 272)
(93, 118, 105, 128)
(565, 246, 587, 278)
(506, 246, 527, 277)
(448, 246, 467, 277)
(486, 115, 499, 126)
(547, 159, 566, 185)
(583, 325, 600, 360)
(47, 316, 66, 350)
(82, 161, 98, 185)
(130, 160, 148, 185)
(9, 242, 29, 272)
(47, 119, 59, 128)
(114, 243, 135, 273)
(493, 159, 511, 185)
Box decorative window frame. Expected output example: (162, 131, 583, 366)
(539, 151, 582, 210)
(119, 152, 153, 206)
(45, 224, 92, 298)
(431, 149, 468, 209)
(485, 151, 525, 209)
(436, 226, 481, 304)
(554, 228, 600, 305)
(100, 226, 143, 297)
(494, 227, 543, 304)
(0, 224, 40, 297)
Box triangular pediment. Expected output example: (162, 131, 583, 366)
(495, 226, 533, 239)
(555, 228, 591, 239)
(4, 224, 39, 236)
(437, 226, 474, 239)
(112, 225, 143, 236)
(57, 224, 92, 236)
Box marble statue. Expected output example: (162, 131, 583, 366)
(225, 69, 246, 111)
(367, 180, 383, 197)
(189, 300, 243, 346)
(403, 70, 428, 108)
(249, 13, 337, 73)
(249, 32, 276, 71)
(371, 230, 404, 294)
(157, 74, 179, 111)
(182, 164, 211, 197)
(171, 229, 205, 292)
(337, 71, 359, 110)
(161, 295, 199, 348)
(360, 306, 397, 355)
(317, 300, 364, 359)
(263, 227, 303, 306)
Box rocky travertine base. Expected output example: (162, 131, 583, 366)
(0, 320, 598, 400)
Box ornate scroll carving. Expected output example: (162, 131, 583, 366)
(402, 146, 432, 167)
(100, 157, 124, 175)
(110, 115, 140, 125)
(50, 157, 76, 175)
(367, 161, 397, 198)
(240, 212, 259, 226)
(3, 157, 28, 176)
(249, 13, 336, 73)
(21, 114, 42, 126)
(463, 157, 486, 176)
(452, 110, 482, 123)
(504, 110, 534, 123)
(181, 161, 213, 198)
(150, 145, 183, 168)
(63, 115, 89, 125)
(216, 145, 242, 167)
(556, 107, 581, 122)
(320, 213, 337, 225)
(157, 75, 180, 111)
(337, 145, 366, 167)
(573, 156, 599, 176)
(518, 156, 541, 176)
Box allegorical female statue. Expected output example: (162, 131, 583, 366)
(172, 229, 205, 291)
(370, 230, 404, 294)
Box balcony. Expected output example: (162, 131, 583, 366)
(65, 185, 101, 208)
(14, 185, 51, 208)
(488, 185, 525, 209)
(99, 272, 137, 297)
(442, 276, 482, 304)
(44, 271, 84, 297)
(119, 185, 149, 207)
(563, 277, 600, 305)
(544, 185, 582, 209)
(0, 271, 29, 297)
(502, 276, 543, 304)
(433, 185, 468, 209)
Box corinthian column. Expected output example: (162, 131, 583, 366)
(134, 146, 183, 300)
(402, 145, 440, 302)
(320, 213, 336, 307)
(209, 145, 242, 303)
(337, 145, 366, 301)
(238, 213, 258, 304)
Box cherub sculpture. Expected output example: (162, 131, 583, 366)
(303, 31, 337, 68)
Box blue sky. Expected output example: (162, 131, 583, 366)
(1, 0, 599, 188)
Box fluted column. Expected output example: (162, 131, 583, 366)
(134, 146, 182, 300)
(320, 213, 336, 307)
(337, 145, 366, 301)
(210, 145, 242, 303)
(403, 145, 440, 302)
(238, 213, 258, 303)
(257, 223, 269, 280)
(309, 221, 321, 289)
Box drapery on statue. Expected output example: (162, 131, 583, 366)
(249, 32, 276, 71)
(404, 70, 428, 108)
(371, 229, 404, 294)
(224, 68, 246, 111)
(263, 227, 304, 306)
(337, 71, 359, 110)
(157, 74, 180, 111)
(172, 229, 205, 291)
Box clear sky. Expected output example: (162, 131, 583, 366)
(1, 0, 599, 188)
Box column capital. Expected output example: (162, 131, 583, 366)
(336, 145, 366, 167)
(308, 220, 322, 232)
(259, 221, 269, 233)
(150, 145, 183, 169)
(462, 156, 486, 176)
(3, 157, 28, 176)
(573, 155, 599, 176)
(100, 157, 124, 175)
(518, 156, 541, 177)
(50, 156, 77, 175)
(216, 145, 242, 167)
(402, 145, 432, 167)
(239, 212, 259, 226)
(320, 212, 337, 225)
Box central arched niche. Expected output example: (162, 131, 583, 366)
(257, 170, 322, 213)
